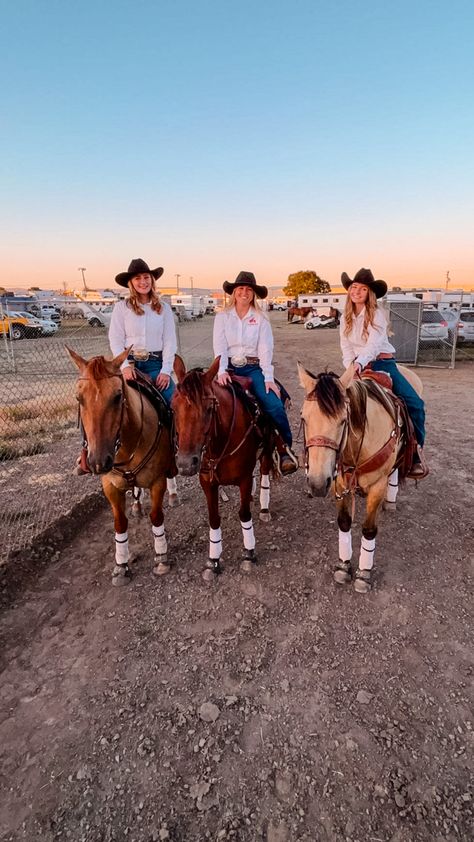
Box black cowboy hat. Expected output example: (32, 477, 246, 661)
(223, 271, 268, 299)
(341, 268, 387, 299)
(115, 258, 164, 288)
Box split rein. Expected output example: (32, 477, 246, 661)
(77, 372, 164, 485)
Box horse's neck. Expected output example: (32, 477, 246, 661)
(123, 382, 155, 438)
(345, 389, 394, 462)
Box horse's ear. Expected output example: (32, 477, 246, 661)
(173, 354, 187, 383)
(339, 364, 355, 390)
(66, 346, 87, 372)
(112, 347, 132, 369)
(297, 361, 316, 395)
(204, 356, 220, 385)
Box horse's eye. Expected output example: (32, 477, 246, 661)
(112, 393, 122, 405)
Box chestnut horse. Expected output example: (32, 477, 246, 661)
(287, 306, 312, 322)
(172, 356, 273, 581)
(298, 362, 423, 593)
(68, 348, 176, 585)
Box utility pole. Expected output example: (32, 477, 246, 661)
(445, 270, 450, 291)
(190, 276, 194, 294)
(78, 267, 87, 291)
(175, 274, 181, 294)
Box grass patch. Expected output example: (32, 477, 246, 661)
(0, 439, 46, 460)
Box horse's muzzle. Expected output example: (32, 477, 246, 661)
(176, 452, 201, 476)
(306, 475, 332, 498)
(89, 453, 115, 475)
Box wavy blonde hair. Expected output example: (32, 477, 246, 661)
(126, 276, 162, 316)
(343, 288, 391, 340)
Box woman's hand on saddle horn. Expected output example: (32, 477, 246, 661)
(156, 372, 170, 390)
(265, 381, 281, 398)
(217, 372, 231, 386)
(123, 365, 136, 381)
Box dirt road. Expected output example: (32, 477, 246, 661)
(1, 314, 472, 841)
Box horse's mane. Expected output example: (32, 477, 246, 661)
(176, 368, 206, 402)
(86, 356, 119, 379)
(309, 371, 394, 437)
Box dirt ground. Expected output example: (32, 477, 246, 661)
(1, 314, 473, 842)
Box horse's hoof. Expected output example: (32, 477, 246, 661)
(112, 565, 132, 586)
(241, 549, 257, 572)
(202, 567, 217, 583)
(333, 561, 352, 585)
(131, 503, 143, 518)
(383, 500, 397, 512)
(167, 493, 179, 508)
(153, 560, 171, 576)
(259, 509, 272, 523)
(353, 569, 372, 593)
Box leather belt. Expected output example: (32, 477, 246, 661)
(128, 350, 163, 362)
(229, 356, 260, 367)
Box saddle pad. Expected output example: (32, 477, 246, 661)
(128, 374, 172, 427)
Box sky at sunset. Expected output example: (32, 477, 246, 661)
(2, 1, 473, 291)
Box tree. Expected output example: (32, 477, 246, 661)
(283, 270, 331, 298)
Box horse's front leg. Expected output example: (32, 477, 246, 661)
(258, 452, 272, 523)
(102, 477, 131, 587)
(335, 490, 353, 586)
(355, 475, 388, 594)
(201, 477, 222, 582)
(239, 473, 257, 572)
(149, 476, 169, 575)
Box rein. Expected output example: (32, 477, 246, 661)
(199, 383, 259, 482)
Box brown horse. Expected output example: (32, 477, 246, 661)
(287, 306, 312, 322)
(172, 356, 273, 581)
(298, 362, 423, 593)
(68, 348, 176, 585)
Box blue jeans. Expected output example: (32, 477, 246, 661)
(371, 359, 425, 446)
(131, 358, 175, 406)
(228, 363, 293, 446)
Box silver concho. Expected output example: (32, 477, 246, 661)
(230, 355, 247, 367)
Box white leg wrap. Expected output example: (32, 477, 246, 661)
(385, 469, 399, 504)
(359, 537, 376, 571)
(240, 519, 255, 551)
(260, 475, 270, 510)
(152, 524, 167, 556)
(115, 531, 129, 566)
(209, 526, 222, 560)
(166, 477, 177, 496)
(338, 529, 352, 562)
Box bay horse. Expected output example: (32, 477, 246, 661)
(287, 306, 312, 322)
(67, 348, 177, 585)
(172, 356, 273, 581)
(298, 362, 423, 593)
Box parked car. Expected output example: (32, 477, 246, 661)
(9, 310, 59, 336)
(87, 306, 113, 327)
(274, 304, 287, 311)
(0, 312, 42, 339)
(304, 314, 337, 330)
(457, 310, 474, 343)
(420, 309, 449, 343)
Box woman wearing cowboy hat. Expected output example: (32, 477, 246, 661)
(109, 258, 177, 404)
(213, 271, 298, 476)
(340, 268, 427, 477)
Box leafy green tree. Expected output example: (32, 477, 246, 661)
(283, 270, 331, 298)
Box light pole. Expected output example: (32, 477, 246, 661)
(445, 270, 451, 291)
(175, 274, 181, 294)
(78, 267, 87, 291)
(190, 276, 194, 294)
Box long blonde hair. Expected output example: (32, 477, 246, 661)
(126, 277, 162, 316)
(344, 288, 382, 340)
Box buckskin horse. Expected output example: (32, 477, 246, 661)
(68, 348, 177, 585)
(298, 362, 423, 593)
(172, 356, 274, 581)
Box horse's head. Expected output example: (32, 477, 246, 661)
(298, 363, 354, 497)
(67, 347, 130, 474)
(172, 356, 220, 476)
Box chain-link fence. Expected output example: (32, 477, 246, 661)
(387, 299, 474, 368)
(0, 314, 215, 566)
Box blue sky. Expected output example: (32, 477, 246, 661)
(2, 0, 473, 290)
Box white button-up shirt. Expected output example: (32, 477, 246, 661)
(213, 306, 274, 382)
(108, 299, 177, 375)
(340, 306, 395, 369)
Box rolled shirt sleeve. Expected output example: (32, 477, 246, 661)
(161, 303, 178, 376)
(213, 312, 230, 376)
(257, 317, 275, 382)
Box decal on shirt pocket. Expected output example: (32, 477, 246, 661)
(248, 317, 257, 325)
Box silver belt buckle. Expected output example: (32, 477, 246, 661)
(132, 348, 149, 361)
(230, 355, 247, 368)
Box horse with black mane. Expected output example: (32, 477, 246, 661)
(298, 362, 423, 592)
(172, 356, 274, 581)
(68, 347, 177, 585)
